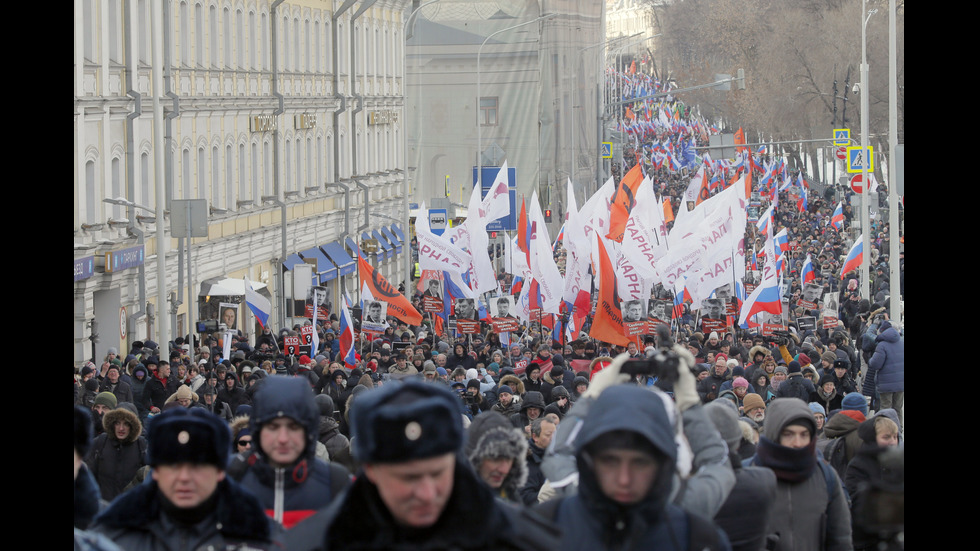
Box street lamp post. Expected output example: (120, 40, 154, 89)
(859, 3, 877, 300)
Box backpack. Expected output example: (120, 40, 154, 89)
(823, 437, 849, 481)
(535, 497, 726, 551)
(779, 376, 809, 402)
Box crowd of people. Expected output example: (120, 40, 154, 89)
(74, 265, 903, 551)
(74, 61, 903, 551)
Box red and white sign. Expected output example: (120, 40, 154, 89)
(284, 335, 301, 356)
(300, 325, 315, 345)
(491, 318, 520, 333)
(850, 174, 865, 193)
(836, 147, 846, 160)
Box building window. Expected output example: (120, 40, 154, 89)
(480, 97, 498, 126)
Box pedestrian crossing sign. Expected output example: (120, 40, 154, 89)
(601, 142, 612, 159)
(846, 146, 874, 173)
(833, 129, 850, 146)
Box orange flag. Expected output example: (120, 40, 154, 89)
(695, 167, 711, 206)
(625, 107, 636, 121)
(744, 164, 753, 198)
(629, 60, 636, 74)
(589, 237, 630, 347)
(358, 254, 422, 325)
(734, 127, 747, 155)
(606, 164, 644, 243)
(663, 198, 675, 224)
(517, 198, 530, 266)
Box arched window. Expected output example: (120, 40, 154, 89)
(236, 9, 245, 69)
(209, 5, 218, 67)
(182, 148, 191, 198)
(195, 3, 204, 66)
(140, 152, 151, 210)
(249, 10, 257, 69)
(110, 157, 122, 218)
(239, 143, 248, 205)
(84, 159, 98, 222)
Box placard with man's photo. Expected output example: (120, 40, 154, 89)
(621, 299, 648, 336)
(361, 300, 388, 333)
(421, 278, 444, 312)
(489, 295, 519, 333)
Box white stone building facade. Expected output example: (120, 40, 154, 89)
(74, 0, 412, 365)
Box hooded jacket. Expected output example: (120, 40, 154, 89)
(217, 372, 251, 412)
(84, 407, 146, 501)
(747, 398, 852, 551)
(821, 409, 866, 471)
(465, 411, 528, 502)
(550, 385, 729, 551)
(228, 377, 352, 529)
(511, 391, 546, 430)
(868, 323, 903, 393)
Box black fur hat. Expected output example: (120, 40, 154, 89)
(146, 408, 231, 468)
(351, 379, 462, 464)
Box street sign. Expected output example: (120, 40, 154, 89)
(360, 238, 379, 254)
(601, 142, 613, 159)
(833, 128, 850, 146)
(846, 146, 874, 173)
(836, 146, 846, 160)
(171, 199, 209, 238)
(429, 208, 448, 236)
(850, 174, 865, 193)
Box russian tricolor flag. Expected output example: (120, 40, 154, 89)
(774, 229, 790, 254)
(672, 278, 691, 319)
(756, 204, 774, 235)
(739, 269, 782, 326)
(840, 236, 863, 279)
(244, 276, 271, 329)
(801, 254, 815, 284)
(831, 202, 844, 230)
(797, 184, 808, 213)
(339, 298, 357, 369)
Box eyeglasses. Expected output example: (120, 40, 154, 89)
(237, 439, 252, 447)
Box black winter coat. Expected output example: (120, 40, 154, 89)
(84, 408, 146, 501)
(284, 454, 560, 551)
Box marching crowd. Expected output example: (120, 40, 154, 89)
(74, 58, 902, 551)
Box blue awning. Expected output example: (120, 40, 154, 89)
(345, 237, 360, 259)
(391, 223, 406, 243)
(362, 231, 387, 260)
(300, 246, 337, 283)
(382, 226, 402, 254)
(373, 230, 392, 255)
(322, 241, 356, 277)
(281, 253, 305, 271)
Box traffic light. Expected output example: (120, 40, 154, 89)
(544, 209, 552, 222)
(490, 231, 497, 239)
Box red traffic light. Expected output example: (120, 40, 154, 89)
(490, 231, 498, 238)
(544, 209, 552, 222)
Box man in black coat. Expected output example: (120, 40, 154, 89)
(142, 360, 179, 413)
(285, 379, 559, 551)
(704, 401, 777, 551)
(84, 406, 146, 501)
(90, 408, 282, 549)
